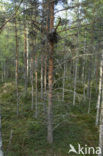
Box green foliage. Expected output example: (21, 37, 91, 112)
(0, 83, 98, 156)
(0, 0, 102, 155)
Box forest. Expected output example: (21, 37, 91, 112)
(0, 0, 103, 155)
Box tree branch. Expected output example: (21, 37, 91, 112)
(0, 0, 23, 34)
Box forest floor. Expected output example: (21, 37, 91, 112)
(0, 82, 98, 156)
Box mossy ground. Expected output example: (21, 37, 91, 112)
(0, 82, 98, 156)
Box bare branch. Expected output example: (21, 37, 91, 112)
(0, 0, 23, 34)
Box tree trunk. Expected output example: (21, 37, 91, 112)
(35, 56, 38, 118)
(73, 59, 78, 106)
(88, 88, 91, 114)
(3, 62, 6, 83)
(31, 49, 34, 111)
(73, 1, 80, 106)
(98, 51, 103, 156)
(27, 26, 29, 79)
(15, 15, 19, 117)
(24, 23, 28, 94)
(48, 42, 54, 144)
(1, 63, 4, 83)
(62, 61, 66, 101)
(44, 55, 47, 114)
(0, 110, 3, 156)
(96, 55, 103, 125)
(47, 0, 54, 144)
(41, 54, 44, 99)
(87, 67, 91, 113)
(44, 55, 47, 96)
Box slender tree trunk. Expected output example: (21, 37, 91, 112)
(35, 56, 38, 118)
(96, 54, 100, 93)
(31, 48, 34, 110)
(0, 110, 3, 156)
(24, 23, 28, 94)
(99, 122, 103, 156)
(44, 55, 47, 96)
(88, 88, 91, 113)
(41, 54, 44, 99)
(98, 50, 103, 156)
(3, 62, 6, 83)
(62, 61, 66, 101)
(83, 67, 86, 102)
(27, 27, 29, 79)
(73, 2, 80, 106)
(15, 16, 19, 116)
(73, 58, 78, 106)
(96, 55, 103, 126)
(82, 32, 86, 102)
(87, 68, 91, 113)
(43, 55, 47, 114)
(1, 63, 4, 83)
(47, 0, 54, 144)
(48, 42, 54, 143)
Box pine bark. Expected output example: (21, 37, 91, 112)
(73, 1, 80, 106)
(31, 44, 34, 110)
(41, 55, 44, 99)
(24, 24, 28, 94)
(44, 55, 47, 96)
(15, 15, 19, 116)
(35, 56, 38, 118)
(47, 0, 54, 144)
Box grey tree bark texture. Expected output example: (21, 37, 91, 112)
(15, 13, 19, 117)
(98, 51, 103, 156)
(0, 111, 3, 156)
(96, 56, 102, 126)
